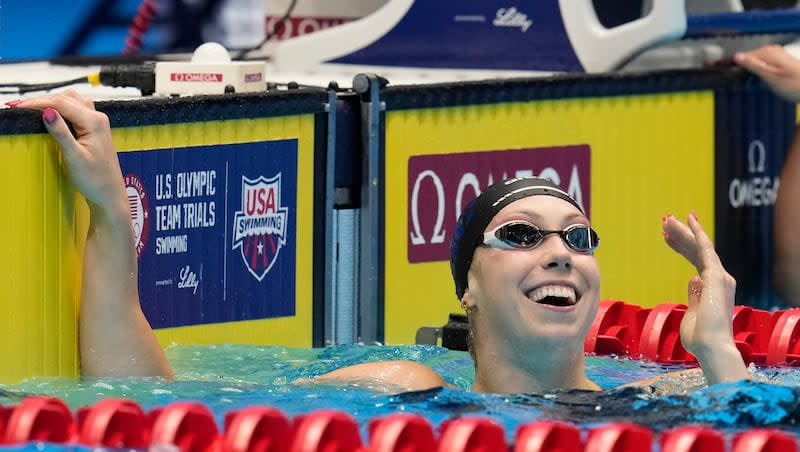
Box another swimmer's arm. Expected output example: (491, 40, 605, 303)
(297, 360, 449, 392)
(622, 367, 703, 390)
(15, 92, 173, 378)
(773, 125, 800, 307)
(663, 214, 749, 385)
(734, 45, 800, 104)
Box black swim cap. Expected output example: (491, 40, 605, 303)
(449, 177, 584, 300)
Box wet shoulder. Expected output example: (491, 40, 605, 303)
(310, 359, 448, 392)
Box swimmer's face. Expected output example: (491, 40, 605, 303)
(463, 195, 600, 347)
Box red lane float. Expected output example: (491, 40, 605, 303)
(3, 396, 74, 444)
(0, 396, 796, 451)
(222, 406, 291, 452)
(766, 309, 800, 366)
(660, 426, 724, 452)
(514, 420, 581, 452)
(584, 300, 800, 366)
(733, 428, 798, 452)
(584, 300, 650, 357)
(637, 304, 695, 364)
(149, 402, 220, 452)
(290, 410, 362, 452)
(585, 422, 652, 452)
(731, 306, 773, 364)
(437, 418, 505, 452)
(76, 398, 149, 448)
(368, 414, 437, 452)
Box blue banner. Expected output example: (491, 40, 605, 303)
(714, 83, 795, 310)
(118, 140, 299, 328)
(334, 2, 582, 71)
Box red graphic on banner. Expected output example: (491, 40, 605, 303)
(125, 173, 151, 259)
(407, 146, 591, 263)
(265, 16, 352, 40)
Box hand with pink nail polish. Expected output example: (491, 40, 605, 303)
(662, 213, 749, 385)
(13, 90, 173, 379)
(15, 90, 126, 220)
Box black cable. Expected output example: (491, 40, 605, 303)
(233, 0, 299, 60)
(0, 76, 92, 94)
(0, 64, 156, 95)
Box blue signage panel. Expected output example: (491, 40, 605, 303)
(334, 2, 583, 71)
(118, 140, 299, 328)
(714, 82, 795, 310)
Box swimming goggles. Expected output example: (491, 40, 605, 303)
(481, 222, 599, 253)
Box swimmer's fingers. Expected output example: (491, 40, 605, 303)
(686, 212, 724, 274)
(16, 93, 123, 211)
(15, 90, 100, 137)
(60, 89, 96, 109)
(32, 88, 96, 109)
(687, 212, 737, 310)
(663, 215, 701, 269)
(734, 45, 800, 102)
(685, 212, 737, 328)
(734, 45, 784, 79)
(37, 108, 89, 166)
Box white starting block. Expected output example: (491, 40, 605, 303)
(270, 0, 687, 74)
(268, 0, 800, 75)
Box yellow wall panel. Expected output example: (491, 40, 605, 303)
(0, 114, 318, 382)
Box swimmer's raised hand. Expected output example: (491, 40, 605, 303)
(13, 90, 127, 221)
(662, 213, 749, 385)
(734, 45, 800, 103)
(663, 214, 735, 348)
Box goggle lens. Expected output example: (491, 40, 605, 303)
(497, 223, 543, 247)
(483, 223, 599, 252)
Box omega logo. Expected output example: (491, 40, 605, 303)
(728, 139, 779, 208)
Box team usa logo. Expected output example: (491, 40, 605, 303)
(124, 174, 150, 258)
(232, 174, 288, 281)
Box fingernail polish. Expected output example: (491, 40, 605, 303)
(42, 108, 57, 124)
(4, 100, 22, 108)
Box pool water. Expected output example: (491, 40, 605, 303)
(2, 343, 800, 445)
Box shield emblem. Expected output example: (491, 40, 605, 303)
(232, 174, 288, 281)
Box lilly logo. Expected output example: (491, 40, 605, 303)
(493, 7, 532, 33)
(232, 174, 288, 281)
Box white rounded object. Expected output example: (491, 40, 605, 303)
(192, 42, 232, 63)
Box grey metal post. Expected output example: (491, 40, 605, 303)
(353, 73, 388, 344)
(323, 91, 338, 345)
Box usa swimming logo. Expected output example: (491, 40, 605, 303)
(232, 174, 288, 281)
(124, 173, 150, 258)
